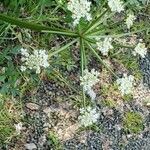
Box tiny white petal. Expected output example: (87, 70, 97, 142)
(67, 0, 92, 26)
(20, 66, 26, 72)
(14, 122, 23, 135)
(134, 43, 147, 58)
(87, 88, 96, 100)
(126, 14, 136, 29)
(108, 0, 124, 13)
(20, 48, 49, 74)
(80, 69, 99, 100)
(117, 74, 134, 95)
(96, 37, 113, 56)
(78, 107, 99, 127)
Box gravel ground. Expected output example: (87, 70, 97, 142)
(139, 52, 150, 88)
(5, 53, 150, 150)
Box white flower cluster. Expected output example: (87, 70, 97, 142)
(78, 106, 99, 127)
(108, 0, 124, 13)
(80, 69, 100, 100)
(133, 43, 147, 58)
(67, 0, 92, 26)
(96, 37, 113, 56)
(20, 48, 49, 74)
(126, 14, 136, 29)
(14, 122, 23, 135)
(117, 74, 134, 95)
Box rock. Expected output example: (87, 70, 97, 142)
(24, 143, 37, 150)
(26, 103, 39, 110)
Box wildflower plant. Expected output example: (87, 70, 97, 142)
(78, 106, 99, 127)
(0, 0, 149, 126)
(20, 48, 49, 74)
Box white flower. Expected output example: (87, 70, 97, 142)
(80, 69, 99, 100)
(67, 0, 92, 26)
(87, 88, 96, 101)
(96, 37, 113, 56)
(134, 43, 147, 58)
(20, 66, 26, 72)
(80, 69, 100, 91)
(20, 48, 49, 74)
(78, 106, 99, 127)
(117, 74, 134, 95)
(20, 48, 29, 57)
(14, 122, 23, 135)
(126, 14, 136, 29)
(108, 0, 124, 13)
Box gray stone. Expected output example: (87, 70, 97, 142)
(25, 143, 37, 150)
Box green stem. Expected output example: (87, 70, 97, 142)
(49, 39, 78, 57)
(80, 38, 86, 108)
(41, 30, 77, 36)
(113, 43, 134, 49)
(82, 9, 108, 35)
(0, 14, 77, 37)
(86, 41, 118, 78)
(88, 27, 150, 38)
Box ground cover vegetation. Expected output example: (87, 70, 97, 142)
(0, 0, 150, 149)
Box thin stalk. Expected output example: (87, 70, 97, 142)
(49, 39, 78, 57)
(88, 23, 123, 37)
(84, 37, 97, 44)
(113, 43, 134, 49)
(80, 38, 86, 108)
(42, 30, 77, 36)
(86, 41, 118, 78)
(83, 45, 87, 69)
(88, 27, 150, 38)
(90, 0, 107, 24)
(0, 14, 77, 37)
(82, 9, 108, 35)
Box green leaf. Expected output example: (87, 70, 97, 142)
(0, 76, 6, 82)
(0, 14, 77, 37)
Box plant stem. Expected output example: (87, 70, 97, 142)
(86, 41, 118, 78)
(113, 43, 134, 49)
(0, 14, 78, 37)
(82, 9, 108, 35)
(42, 30, 77, 37)
(80, 38, 86, 108)
(88, 27, 150, 38)
(49, 39, 78, 57)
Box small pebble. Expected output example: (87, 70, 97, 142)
(24, 143, 37, 150)
(26, 103, 39, 110)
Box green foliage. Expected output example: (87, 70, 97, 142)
(55, 48, 77, 71)
(123, 94, 133, 101)
(102, 99, 117, 108)
(123, 112, 144, 134)
(0, 96, 21, 144)
(112, 49, 142, 80)
(47, 132, 62, 150)
(78, 123, 102, 133)
(0, 46, 21, 96)
(0, 0, 149, 148)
